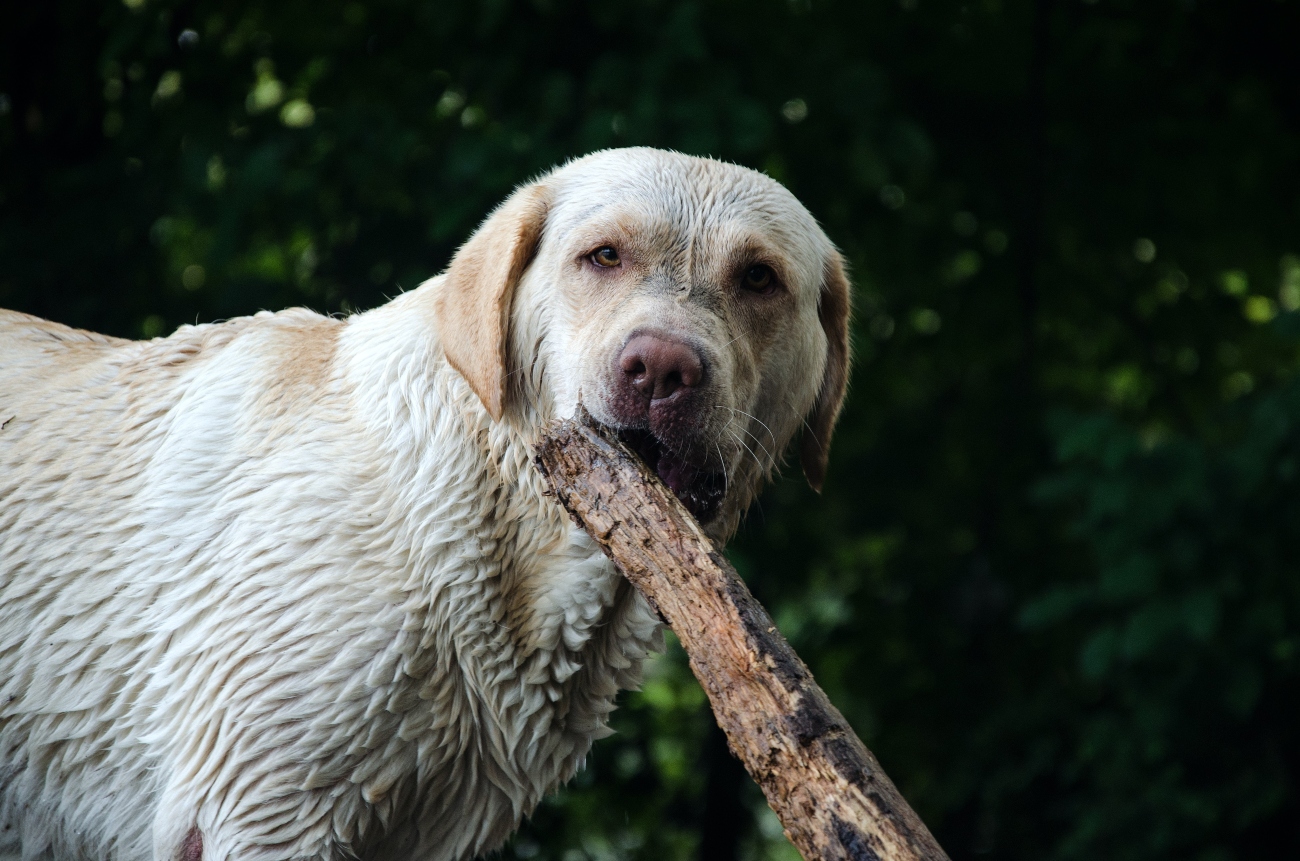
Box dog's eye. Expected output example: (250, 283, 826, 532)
(741, 264, 775, 294)
(590, 246, 621, 268)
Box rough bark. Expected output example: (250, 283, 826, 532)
(533, 417, 950, 861)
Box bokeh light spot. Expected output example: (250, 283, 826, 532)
(1133, 237, 1157, 263)
(280, 99, 315, 128)
(1220, 270, 1249, 296)
(181, 264, 205, 291)
(879, 184, 905, 210)
(911, 308, 942, 335)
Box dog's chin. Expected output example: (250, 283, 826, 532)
(614, 428, 726, 524)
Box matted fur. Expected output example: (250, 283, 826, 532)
(0, 148, 850, 861)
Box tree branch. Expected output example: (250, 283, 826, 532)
(534, 417, 949, 861)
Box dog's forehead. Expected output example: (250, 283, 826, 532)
(547, 149, 828, 269)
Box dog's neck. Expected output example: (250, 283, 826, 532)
(328, 286, 662, 851)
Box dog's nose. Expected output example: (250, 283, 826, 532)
(619, 334, 704, 401)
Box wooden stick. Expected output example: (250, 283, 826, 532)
(534, 417, 950, 861)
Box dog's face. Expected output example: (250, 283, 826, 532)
(435, 148, 850, 538)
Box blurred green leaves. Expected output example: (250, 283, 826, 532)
(1020, 364, 1300, 857)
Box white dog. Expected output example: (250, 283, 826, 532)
(0, 147, 849, 861)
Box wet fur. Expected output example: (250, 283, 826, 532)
(0, 148, 849, 861)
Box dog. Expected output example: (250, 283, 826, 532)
(0, 147, 850, 861)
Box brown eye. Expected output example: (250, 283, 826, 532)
(590, 246, 621, 268)
(741, 264, 775, 293)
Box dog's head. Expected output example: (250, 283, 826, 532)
(434, 148, 850, 538)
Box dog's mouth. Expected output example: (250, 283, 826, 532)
(616, 428, 726, 523)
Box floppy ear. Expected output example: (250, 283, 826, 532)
(800, 251, 852, 493)
(434, 183, 550, 421)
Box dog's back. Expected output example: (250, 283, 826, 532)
(0, 308, 362, 860)
(1, 310, 160, 860)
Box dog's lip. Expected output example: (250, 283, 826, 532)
(610, 426, 726, 523)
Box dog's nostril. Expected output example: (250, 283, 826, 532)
(621, 356, 648, 378)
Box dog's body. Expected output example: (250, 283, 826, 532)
(0, 149, 849, 861)
(0, 303, 657, 861)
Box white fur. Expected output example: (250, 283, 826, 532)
(0, 148, 845, 861)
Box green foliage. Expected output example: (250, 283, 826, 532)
(1022, 367, 1300, 858)
(3, 0, 1300, 858)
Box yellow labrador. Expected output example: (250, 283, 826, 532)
(0, 147, 849, 861)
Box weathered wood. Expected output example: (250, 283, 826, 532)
(534, 417, 950, 861)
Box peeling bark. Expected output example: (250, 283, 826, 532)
(534, 417, 949, 861)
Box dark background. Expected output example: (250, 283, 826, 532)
(3, 1, 1300, 858)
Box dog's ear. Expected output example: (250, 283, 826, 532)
(435, 183, 550, 421)
(800, 251, 852, 493)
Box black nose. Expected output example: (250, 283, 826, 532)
(619, 334, 704, 401)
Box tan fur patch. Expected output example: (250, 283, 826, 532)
(435, 185, 551, 421)
(271, 315, 343, 398)
(800, 252, 852, 492)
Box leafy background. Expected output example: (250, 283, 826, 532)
(3, 0, 1299, 859)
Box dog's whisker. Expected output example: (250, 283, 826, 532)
(713, 440, 730, 496)
(720, 407, 777, 469)
(714, 409, 774, 477)
(729, 407, 778, 447)
(725, 427, 764, 476)
(738, 424, 777, 470)
(718, 332, 745, 351)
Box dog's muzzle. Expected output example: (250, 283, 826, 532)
(615, 427, 726, 522)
